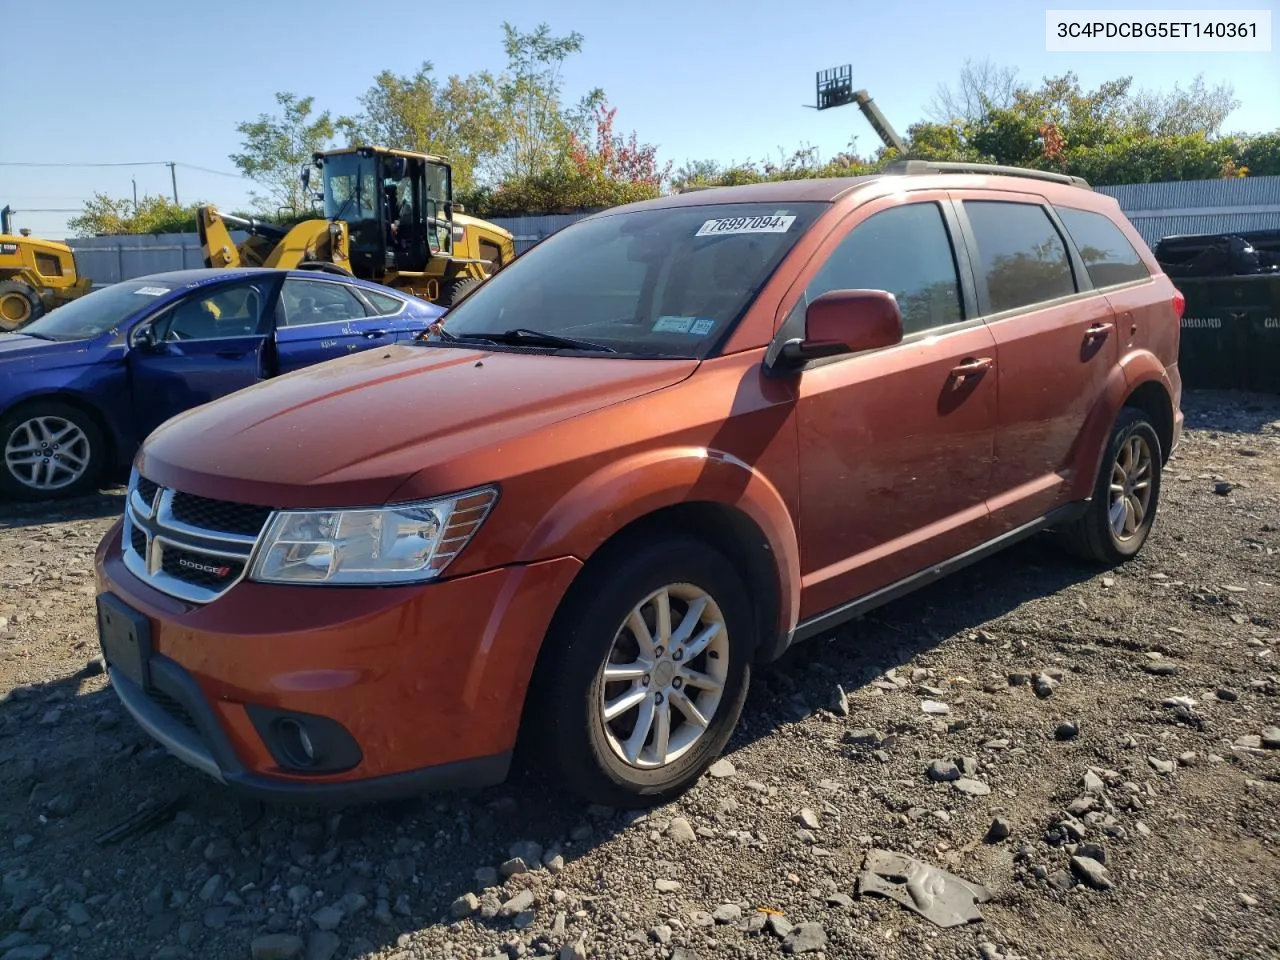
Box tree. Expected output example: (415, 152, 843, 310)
(67, 193, 203, 237)
(486, 22, 604, 184)
(925, 57, 1019, 123)
(336, 64, 501, 193)
(1125, 75, 1240, 138)
(229, 92, 335, 217)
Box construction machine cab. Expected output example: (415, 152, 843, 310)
(313, 147, 455, 280)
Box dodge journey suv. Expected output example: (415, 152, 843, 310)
(94, 160, 1184, 808)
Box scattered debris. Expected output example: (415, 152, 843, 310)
(855, 848, 992, 927)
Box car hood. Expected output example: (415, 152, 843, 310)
(137, 344, 699, 507)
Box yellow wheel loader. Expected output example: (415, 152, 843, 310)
(198, 146, 516, 307)
(0, 206, 93, 331)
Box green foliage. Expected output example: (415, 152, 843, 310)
(67, 193, 204, 237)
(229, 92, 335, 216)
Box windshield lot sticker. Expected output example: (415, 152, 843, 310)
(133, 286, 170, 296)
(654, 316, 696, 333)
(696, 214, 796, 237)
(690, 318, 716, 335)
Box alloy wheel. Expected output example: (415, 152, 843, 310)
(598, 583, 730, 769)
(1108, 432, 1154, 541)
(4, 415, 92, 491)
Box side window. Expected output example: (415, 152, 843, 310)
(802, 202, 964, 336)
(278, 278, 370, 327)
(963, 201, 1077, 314)
(363, 290, 407, 316)
(154, 280, 269, 342)
(1055, 206, 1151, 288)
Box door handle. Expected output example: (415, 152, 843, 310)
(949, 357, 993, 380)
(1085, 322, 1114, 340)
(215, 349, 250, 359)
(362, 329, 390, 339)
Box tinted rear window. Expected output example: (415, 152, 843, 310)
(1055, 206, 1150, 288)
(963, 201, 1077, 314)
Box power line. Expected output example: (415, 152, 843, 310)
(0, 159, 248, 179)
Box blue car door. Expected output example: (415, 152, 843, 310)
(273, 276, 397, 374)
(126, 276, 276, 439)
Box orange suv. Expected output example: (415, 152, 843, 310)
(94, 161, 1184, 808)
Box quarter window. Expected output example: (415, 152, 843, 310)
(963, 201, 1077, 314)
(1055, 206, 1150, 288)
(279, 279, 369, 327)
(802, 202, 964, 336)
(364, 290, 407, 316)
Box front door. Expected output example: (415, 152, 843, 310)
(127, 277, 275, 439)
(788, 195, 999, 620)
(950, 193, 1121, 532)
(273, 276, 395, 374)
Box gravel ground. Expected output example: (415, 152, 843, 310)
(1, 389, 1278, 960)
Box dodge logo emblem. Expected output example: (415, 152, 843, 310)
(178, 557, 232, 577)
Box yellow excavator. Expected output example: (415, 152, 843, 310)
(198, 146, 516, 307)
(0, 206, 93, 331)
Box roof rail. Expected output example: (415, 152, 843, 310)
(883, 159, 1091, 189)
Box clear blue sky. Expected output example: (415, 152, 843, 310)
(5, 0, 1277, 239)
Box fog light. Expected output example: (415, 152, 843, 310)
(276, 718, 317, 767)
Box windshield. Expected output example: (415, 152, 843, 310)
(437, 201, 827, 359)
(18, 280, 175, 341)
(322, 154, 379, 222)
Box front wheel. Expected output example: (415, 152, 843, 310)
(1056, 406, 1163, 564)
(0, 401, 105, 501)
(527, 537, 754, 808)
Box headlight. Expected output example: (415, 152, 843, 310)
(249, 486, 498, 586)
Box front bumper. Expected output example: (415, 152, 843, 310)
(94, 520, 582, 804)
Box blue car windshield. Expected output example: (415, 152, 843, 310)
(18, 280, 177, 341)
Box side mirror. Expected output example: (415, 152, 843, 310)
(131, 324, 158, 350)
(778, 289, 903, 366)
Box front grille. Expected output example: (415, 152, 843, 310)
(170, 492, 272, 537)
(122, 473, 274, 604)
(146, 687, 198, 732)
(135, 476, 159, 507)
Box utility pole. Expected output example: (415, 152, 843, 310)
(167, 162, 179, 205)
(132, 178, 138, 212)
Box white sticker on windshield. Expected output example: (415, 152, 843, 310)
(133, 286, 170, 296)
(695, 214, 796, 237)
(653, 316, 695, 333)
(690, 318, 716, 335)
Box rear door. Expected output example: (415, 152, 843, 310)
(126, 276, 277, 438)
(354, 286, 441, 342)
(950, 192, 1120, 533)
(272, 276, 396, 375)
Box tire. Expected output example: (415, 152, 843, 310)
(0, 400, 106, 501)
(438, 276, 480, 308)
(525, 537, 754, 808)
(0, 281, 42, 332)
(1056, 406, 1163, 564)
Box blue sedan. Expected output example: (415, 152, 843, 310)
(0, 267, 444, 501)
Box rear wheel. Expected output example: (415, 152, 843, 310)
(1056, 406, 1163, 564)
(526, 537, 753, 808)
(0, 401, 105, 501)
(438, 276, 480, 308)
(0, 281, 42, 331)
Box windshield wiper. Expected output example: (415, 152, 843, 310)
(459, 328, 616, 353)
(16, 331, 53, 340)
